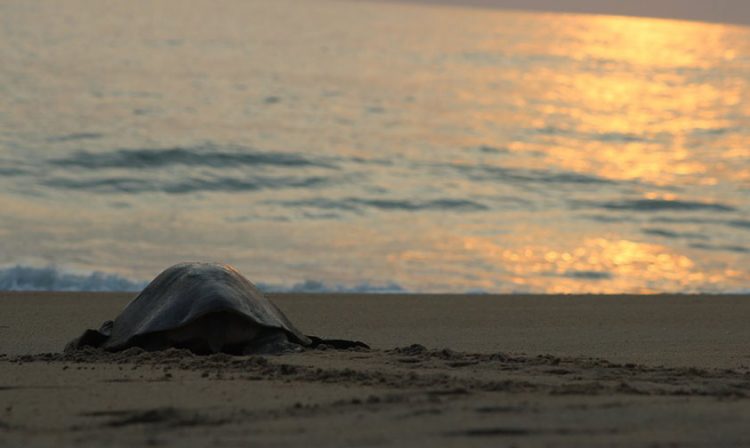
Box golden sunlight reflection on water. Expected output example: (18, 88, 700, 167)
(487, 15, 748, 187)
(462, 236, 704, 294)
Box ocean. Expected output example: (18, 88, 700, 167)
(0, 0, 748, 293)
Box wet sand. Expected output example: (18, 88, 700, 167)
(1, 292, 750, 447)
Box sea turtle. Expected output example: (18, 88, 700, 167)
(65, 262, 368, 354)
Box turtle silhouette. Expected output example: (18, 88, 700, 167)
(65, 262, 368, 354)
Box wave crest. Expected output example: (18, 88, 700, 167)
(50, 146, 335, 170)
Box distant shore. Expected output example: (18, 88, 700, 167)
(2, 292, 749, 446)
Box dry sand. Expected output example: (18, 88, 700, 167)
(1, 292, 750, 447)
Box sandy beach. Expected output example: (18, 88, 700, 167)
(1, 292, 749, 447)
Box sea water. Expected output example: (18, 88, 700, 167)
(0, 0, 748, 293)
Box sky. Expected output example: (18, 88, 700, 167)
(383, 0, 750, 27)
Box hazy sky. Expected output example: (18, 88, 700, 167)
(385, 0, 750, 26)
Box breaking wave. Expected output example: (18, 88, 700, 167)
(0, 265, 147, 292)
(260, 279, 407, 294)
(0, 265, 407, 293)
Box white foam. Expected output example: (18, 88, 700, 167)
(0, 265, 146, 292)
(258, 279, 408, 294)
(0, 265, 408, 293)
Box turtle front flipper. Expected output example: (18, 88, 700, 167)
(64, 320, 113, 352)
